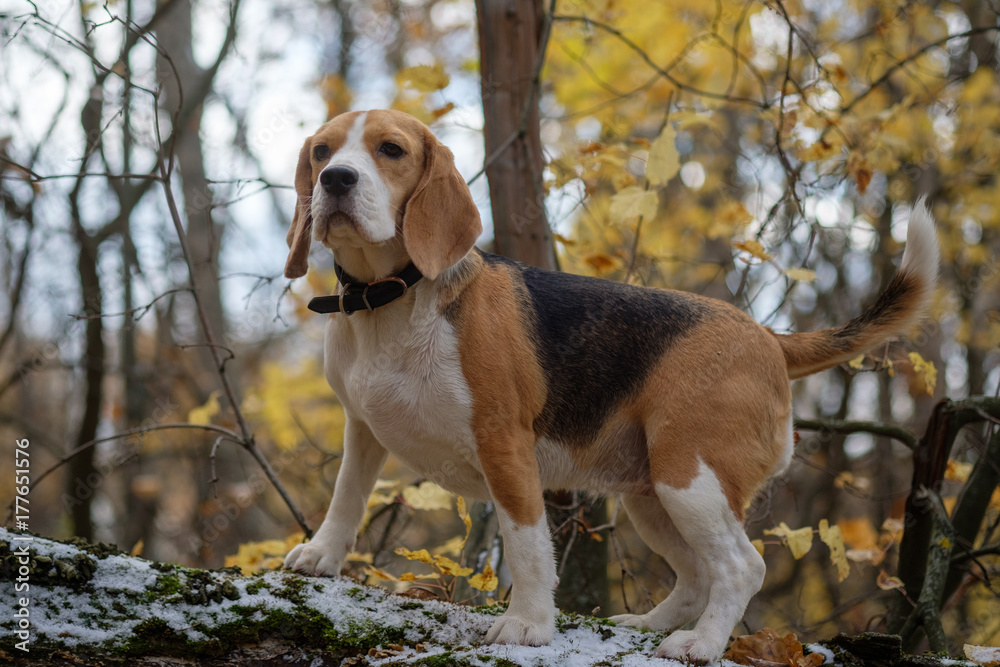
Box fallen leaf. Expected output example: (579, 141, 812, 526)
(819, 519, 850, 582)
(188, 391, 220, 425)
(395, 547, 435, 565)
(733, 239, 773, 262)
(434, 554, 473, 577)
(647, 125, 680, 186)
(965, 644, 1000, 667)
(908, 352, 937, 396)
(609, 185, 659, 222)
(876, 570, 904, 590)
(402, 480, 453, 511)
(784, 267, 817, 282)
(847, 151, 873, 194)
(397, 63, 450, 92)
(468, 562, 499, 591)
(724, 627, 824, 667)
(764, 522, 814, 559)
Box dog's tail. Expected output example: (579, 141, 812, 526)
(774, 199, 940, 380)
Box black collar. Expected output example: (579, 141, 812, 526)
(307, 263, 423, 315)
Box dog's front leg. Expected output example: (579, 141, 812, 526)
(480, 431, 557, 646)
(284, 416, 387, 576)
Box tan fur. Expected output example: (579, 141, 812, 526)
(283, 109, 939, 662)
(638, 300, 791, 518)
(775, 271, 924, 379)
(284, 112, 359, 279)
(448, 262, 547, 526)
(402, 127, 483, 280)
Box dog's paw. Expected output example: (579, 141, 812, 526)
(485, 611, 554, 646)
(282, 541, 343, 576)
(608, 613, 650, 629)
(655, 630, 725, 665)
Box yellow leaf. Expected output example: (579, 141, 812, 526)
(876, 570, 904, 590)
(908, 352, 938, 396)
(433, 535, 467, 557)
(751, 539, 765, 556)
(399, 571, 440, 581)
(717, 201, 753, 228)
(402, 481, 453, 511)
(456, 496, 472, 542)
(434, 555, 473, 577)
(394, 547, 435, 565)
(964, 644, 1000, 667)
(468, 563, 499, 592)
(846, 548, 884, 565)
(798, 138, 842, 162)
(834, 471, 856, 488)
(584, 253, 618, 273)
(938, 536, 952, 550)
(881, 517, 904, 536)
(819, 519, 850, 582)
(188, 391, 220, 425)
(848, 355, 866, 370)
(839, 517, 879, 550)
(946, 460, 973, 483)
(365, 566, 398, 581)
(763, 522, 814, 559)
(784, 267, 817, 282)
(225, 538, 292, 573)
(347, 552, 374, 564)
(847, 151, 873, 195)
(130, 539, 144, 557)
(646, 125, 680, 186)
(609, 186, 659, 222)
(733, 239, 772, 262)
(397, 64, 450, 92)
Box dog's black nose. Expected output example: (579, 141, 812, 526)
(320, 166, 359, 196)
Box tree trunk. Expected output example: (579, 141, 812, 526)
(474, 0, 606, 615)
(475, 0, 556, 270)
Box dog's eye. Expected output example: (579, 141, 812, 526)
(313, 145, 330, 161)
(378, 142, 404, 159)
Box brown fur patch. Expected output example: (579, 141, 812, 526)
(638, 299, 792, 518)
(448, 262, 548, 525)
(775, 271, 923, 379)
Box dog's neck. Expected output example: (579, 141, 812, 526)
(332, 242, 412, 285)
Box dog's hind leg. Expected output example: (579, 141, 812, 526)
(652, 460, 765, 664)
(609, 494, 710, 631)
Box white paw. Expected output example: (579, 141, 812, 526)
(282, 540, 343, 576)
(656, 630, 726, 665)
(608, 612, 649, 629)
(484, 611, 554, 646)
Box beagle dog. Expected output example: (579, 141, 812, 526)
(281, 109, 939, 662)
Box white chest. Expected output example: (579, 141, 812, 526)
(323, 310, 489, 498)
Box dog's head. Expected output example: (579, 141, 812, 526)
(284, 109, 482, 281)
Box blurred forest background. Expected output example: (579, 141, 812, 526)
(2, 0, 1000, 655)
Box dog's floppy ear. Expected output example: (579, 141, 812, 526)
(402, 128, 482, 280)
(284, 138, 315, 279)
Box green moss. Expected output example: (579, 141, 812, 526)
(421, 610, 449, 624)
(400, 601, 425, 610)
(245, 577, 268, 595)
(465, 603, 506, 616)
(273, 574, 309, 605)
(119, 617, 196, 656)
(381, 652, 479, 666)
(338, 618, 407, 651)
(345, 586, 368, 600)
